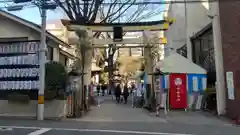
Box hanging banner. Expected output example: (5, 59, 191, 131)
(169, 73, 187, 109)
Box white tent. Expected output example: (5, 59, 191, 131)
(155, 53, 206, 74)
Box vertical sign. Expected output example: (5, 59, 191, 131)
(155, 75, 162, 114)
(169, 73, 187, 109)
(226, 71, 235, 100)
(202, 77, 207, 91)
(192, 76, 198, 92)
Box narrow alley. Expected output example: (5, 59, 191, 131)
(74, 95, 167, 123)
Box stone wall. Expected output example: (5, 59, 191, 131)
(0, 100, 67, 120)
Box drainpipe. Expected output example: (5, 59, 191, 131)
(184, 0, 191, 60)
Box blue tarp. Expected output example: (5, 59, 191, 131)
(187, 74, 207, 94)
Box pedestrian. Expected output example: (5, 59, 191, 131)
(101, 84, 106, 96)
(115, 84, 121, 103)
(96, 84, 100, 96)
(130, 83, 135, 95)
(123, 84, 129, 104)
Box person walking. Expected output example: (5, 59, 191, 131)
(123, 84, 129, 104)
(115, 84, 121, 103)
(96, 84, 100, 96)
(101, 84, 106, 96)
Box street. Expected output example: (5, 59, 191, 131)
(0, 95, 239, 135)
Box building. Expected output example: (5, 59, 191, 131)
(0, 10, 75, 67)
(165, 0, 240, 119)
(165, 0, 214, 84)
(164, 0, 211, 58)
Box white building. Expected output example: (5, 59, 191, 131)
(165, 0, 211, 59)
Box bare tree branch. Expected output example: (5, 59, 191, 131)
(55, 0, 164, 75)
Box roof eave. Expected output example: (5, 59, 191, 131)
(0, 10, 71, 48)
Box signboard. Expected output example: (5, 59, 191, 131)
(0, 41, 40, 91)
(169, 73, 187, 109)
(226, 71, 235, 100)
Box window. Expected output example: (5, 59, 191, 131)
(176, 44, 187, 58)
(47, 47, 53, 61)
(192, 39, 201, 63)
(192, 30, 215, 71)
(59, 53, 67, 66)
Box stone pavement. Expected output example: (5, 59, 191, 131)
(162, 111, 232, 126)
(70, 95, 167, 123)
(69, 95, 233, 127)
(0, 96, 238, 135)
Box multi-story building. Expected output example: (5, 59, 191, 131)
(165, 0, 240, 119)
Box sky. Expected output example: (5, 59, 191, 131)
(0, 0, 166, 25)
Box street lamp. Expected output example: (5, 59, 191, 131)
(10, 0, 57, 120)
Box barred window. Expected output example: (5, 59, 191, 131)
(176, 44, 187, 58)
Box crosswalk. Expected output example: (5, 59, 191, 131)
(0, 126, 193, 135)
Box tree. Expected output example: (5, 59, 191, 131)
(100, 71, 108, 84)
(54, 0, 164, 91)
(117, 55, 143, 82)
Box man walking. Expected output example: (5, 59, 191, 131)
(115, 84, 121, 103)
(123, 84, 129, 104)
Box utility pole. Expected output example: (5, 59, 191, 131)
(11, 0, 57, 120)
(38, 0, 47, 121)
(184, 0, 191, 60)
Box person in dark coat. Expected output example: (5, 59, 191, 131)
(101, 84, 106, 96)
(96, 84, 100, 96)
(123, 84, 129, 104)
(130, 83, 135, 94)
(115, 84, 121, 103)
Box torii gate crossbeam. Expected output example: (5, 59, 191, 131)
(61, 18, 174, 104)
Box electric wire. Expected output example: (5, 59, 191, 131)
(0, 0, 218, 12)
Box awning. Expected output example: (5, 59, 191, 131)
(155, 53, 207, 74)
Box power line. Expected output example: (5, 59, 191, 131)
(79, 0, 216, 5)
(1, 0, 218, 11)
(0, 0, 217, 5)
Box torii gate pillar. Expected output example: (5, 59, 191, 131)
(143, 30, 154, 105)
(80, 30, 93, 87)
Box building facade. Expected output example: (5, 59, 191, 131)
(0, 10, 74, 67)
(165, 0, 240, 119)
(164, 0, 211, 59)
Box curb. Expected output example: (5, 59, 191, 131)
(0, 116, 63, 121)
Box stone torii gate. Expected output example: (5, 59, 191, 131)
(61, 19, 174, 104)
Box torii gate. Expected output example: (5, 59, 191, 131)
(61, 18, 174, 90)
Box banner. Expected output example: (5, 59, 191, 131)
(169, 73, 187, 109)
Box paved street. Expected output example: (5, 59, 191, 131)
(0, 95, 239, 135)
